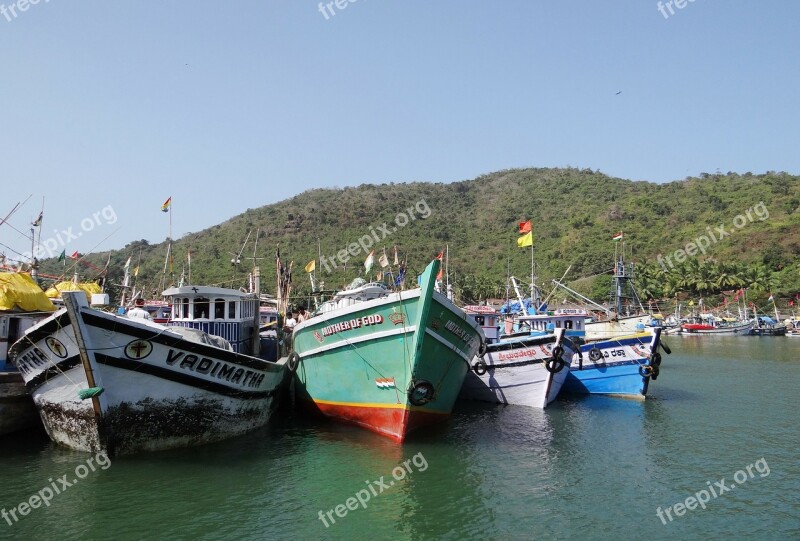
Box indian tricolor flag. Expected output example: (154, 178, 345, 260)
(375, 378, 396, 389)
(161, 196, 172, 213)
(612, 232, 624, 241)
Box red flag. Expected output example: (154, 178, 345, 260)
(69, 251, 79, 259)
(435, 250, 443, 280)
(519, 220, 532, 234)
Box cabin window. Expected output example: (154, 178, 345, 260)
(565, 320, 573, 329)
(475, 316, 485, 326)
(194, 297, 210, 319)
(229, 301, 236, 319)
(214, 299, 225, 320)
(182, 298, 189, 319)
(556, 321, 561, 328)
(576, 320, 582, 329)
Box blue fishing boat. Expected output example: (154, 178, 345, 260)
(505, 308, 668, 398)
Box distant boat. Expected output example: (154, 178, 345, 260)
(681, 315, 754, 335)
(292, 259, 483, 442)
(10, 285, 288, 456)
(749, 316, 787, 336)
(0, 271, 55, 436)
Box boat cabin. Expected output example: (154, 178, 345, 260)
(318, 279, 391, 314)
(516, 308, 590, 338)
(162, 285, 259, 354)
(463, 305, 500, 343)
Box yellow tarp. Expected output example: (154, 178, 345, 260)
(0, 272, 56, 312)
(45, 281, 102, 301)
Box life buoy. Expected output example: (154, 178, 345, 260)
(639, 364, 654, 378)
(408, 380, 435, 406)
(473, 359, 488, 376)
(588, 348, 603, 362)
(287, 351, 301, 373)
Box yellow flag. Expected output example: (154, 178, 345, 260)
(305, 259, 315, 273)
(517, 231, 533, 248)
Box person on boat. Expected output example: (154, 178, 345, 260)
(296, 306, 308, 323)
(284, 311, 297, 333)
(127, 298, 152, 320)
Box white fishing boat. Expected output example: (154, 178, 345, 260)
(10, 284, 288, 456)
(459, 312, 575, 408)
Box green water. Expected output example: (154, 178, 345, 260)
(1, 337, 798, 540)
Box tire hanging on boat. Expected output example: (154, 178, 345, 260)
(408, 380, 436, 406)
(478, 339, 488, 357)
(588, 347, 603, 362)
(473, 359, 488, 376)
(287, 351, 301, 373)
(546, 346, 566, 374)
(650, 351, 662, 367)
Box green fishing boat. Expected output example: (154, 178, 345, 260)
(291, 259, 484, 442)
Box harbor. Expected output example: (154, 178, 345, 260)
(1, 337, 798, 539)
(3, 2, 800, 539)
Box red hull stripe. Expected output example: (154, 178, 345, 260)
(305, 399, 449, 443)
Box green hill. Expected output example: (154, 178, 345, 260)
(38, 168, 800, 307)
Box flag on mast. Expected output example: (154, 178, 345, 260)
(612, 232, 624, 241)
(517, 231, 533, 248)
(519, 220, 532, 234)
(379, 250, 389, 268)
(161, 197, 172, 213)
(364, 251, 375, 273)
(305, 259, 316, 273)
(32, 212, 43, 227)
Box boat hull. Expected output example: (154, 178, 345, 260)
(459, 330, 574, 408)
(563, 329, 662, 398)
(0, 371, 39, 436)
(681, 322, 754, 335)
(10, 297, 287, 455)
(293, 261, 482, 442)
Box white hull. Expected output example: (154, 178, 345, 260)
(459, 330, 573, 408)
(585, 315, 652, 341)
(11, 294, 288, 455)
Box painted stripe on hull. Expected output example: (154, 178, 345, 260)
(296, 326, 416, 358)
(93, 353, 276, 400)
(304, 397, 449, 442)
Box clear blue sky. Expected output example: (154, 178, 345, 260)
(1, 0, 798, 260)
